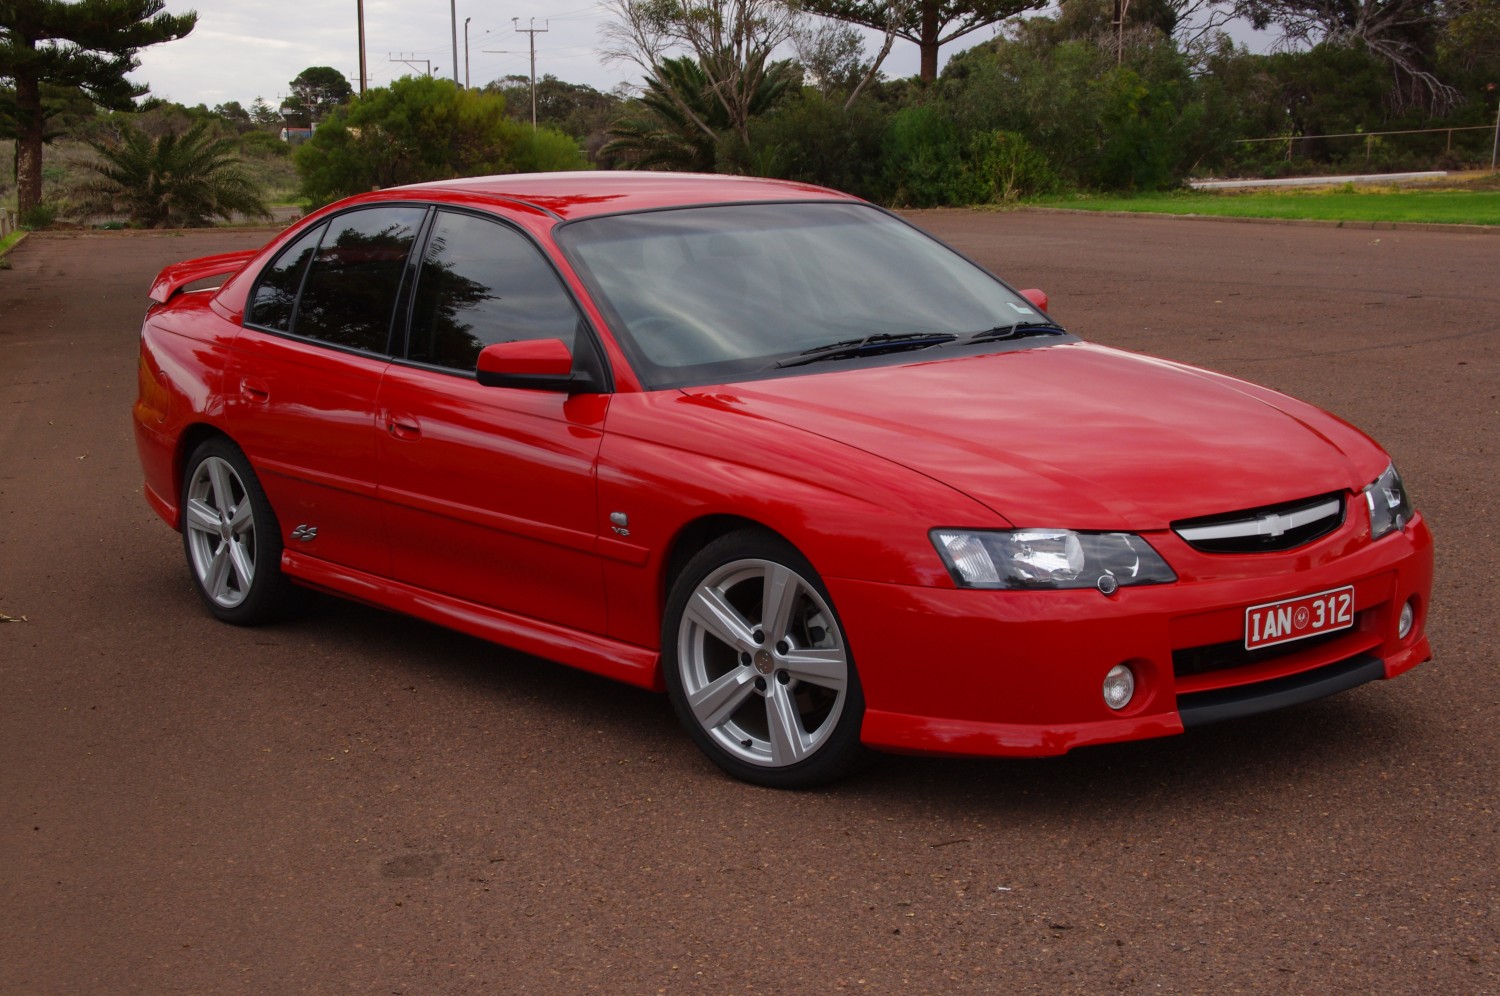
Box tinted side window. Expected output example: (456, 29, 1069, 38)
(407, 212, 579, 371)
(295, 207, 427, 353)
(246, 222, 325, 331)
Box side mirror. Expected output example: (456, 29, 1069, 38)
(1019, 288, 1049, 313)
(475, 339, 602, 393)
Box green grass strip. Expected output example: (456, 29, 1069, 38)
(1032, 189, 1500, 226)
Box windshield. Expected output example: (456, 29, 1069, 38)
(555, 202, 1059, 389)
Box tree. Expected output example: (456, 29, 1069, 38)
(73, 118, 269, 227)
(602, 53, 797, 168)
(249, 96, 280, 126)
(0, 0, 196, 219)
(802, 0, 1047, 82)
(936, 18, 1213, 191)
(792, 17, 871, 96)
(283, 65, 353, 127)
(294, 75, 586, 207)
(484, 73, 624, 159)
(1236, 0, 1458, 113)
(601, 0, 802, 147)
(213, 99, 250, 123)
(1442, 0, 1500, 70)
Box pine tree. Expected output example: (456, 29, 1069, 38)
(1, 0, 197, 219)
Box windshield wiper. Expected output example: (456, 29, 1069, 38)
(963, 321, 1068, 343)
(771, 332, 958, 368)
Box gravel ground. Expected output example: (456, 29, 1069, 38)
(1, 211, 1496, 994)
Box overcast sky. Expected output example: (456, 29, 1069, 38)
(127, 1, 937, 110)
(127, 2, 1278, 112)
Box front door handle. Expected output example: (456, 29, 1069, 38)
(386, 414, 421, 440)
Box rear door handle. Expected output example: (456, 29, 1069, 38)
(240, 377, 269, 403)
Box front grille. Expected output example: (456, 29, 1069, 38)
(1173, 492, 1344, 554)
(1173, 626, 1352, 679)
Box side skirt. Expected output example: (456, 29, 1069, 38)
(281, 549, 664, 692)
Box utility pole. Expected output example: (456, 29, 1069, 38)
(1491, 83, 1499, 172)
(449, 0, 460, 87)
(464, 17, 472, 89)
(513, 17, 548, 129)
(1112, 0, 1130, 65)
(356, 0, 367, 95)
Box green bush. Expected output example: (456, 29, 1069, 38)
(881, 105, 966, 206)
(512, 125, 592, 173)
(237, 130, 290, 158)
(965, 131, 1059, 201)
(295, 76, 586, 207)
(21, 201, 60, 229)
(937, 29, 1205, 192)
(748, 91, 889, 199)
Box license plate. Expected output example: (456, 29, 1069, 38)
(1245, 585, 1355, 650)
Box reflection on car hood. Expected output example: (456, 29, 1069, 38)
(683, 342, 1386, 531)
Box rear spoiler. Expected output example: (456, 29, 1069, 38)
(148, 249, 259, 304)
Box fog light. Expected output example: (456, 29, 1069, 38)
(1398, 599, 1416, 640)
(1103, 664, 1135, 711)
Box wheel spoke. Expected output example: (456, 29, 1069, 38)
(228, 498, 254, 538)
(205, 544, 234, 601)
(688, 666, 759, 730)
(780, 647, 847, 692)
(184, 498, 221, 536)
(760, 562, 799, 644)
(206, 459, 237, 513)
(686, 585, 757, 651)
(765, 682, 810, 765)
(228, 537, 256, 593)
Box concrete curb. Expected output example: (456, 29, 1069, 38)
(19, 225, 285, 239)
(1015, 205, 1500, 235)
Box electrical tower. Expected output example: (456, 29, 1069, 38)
(389, 53, 433, 78)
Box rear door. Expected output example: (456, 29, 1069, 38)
(375, 209, 610, 633)
(228, 205, 428, 577)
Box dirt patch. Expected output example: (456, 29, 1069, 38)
(2, 220, 1495, 992)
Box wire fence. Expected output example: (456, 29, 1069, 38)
(1236, 124, 1498, 169)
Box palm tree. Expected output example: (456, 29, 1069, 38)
(74, 120, 271, 228)
(601, 54, 799, 171)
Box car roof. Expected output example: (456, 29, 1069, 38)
(382, 171, 861, 221)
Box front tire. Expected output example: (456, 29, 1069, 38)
(181, 437, 289, 625)
(663, 530, 868, 788)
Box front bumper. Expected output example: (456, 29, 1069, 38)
(830, 514, 1433, 758)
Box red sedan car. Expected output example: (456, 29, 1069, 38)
(133, 172, 1433, 787)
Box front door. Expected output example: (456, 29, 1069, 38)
(376, 209, 609, 634)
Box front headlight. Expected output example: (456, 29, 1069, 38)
(931, 528, 1176, 591)
(1365, 462, 1414, 540)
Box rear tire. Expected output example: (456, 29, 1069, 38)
(663, 529, 869, 788)
(181, 437, 290, 625)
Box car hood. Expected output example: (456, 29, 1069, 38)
(682, 342, 1385, 531)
